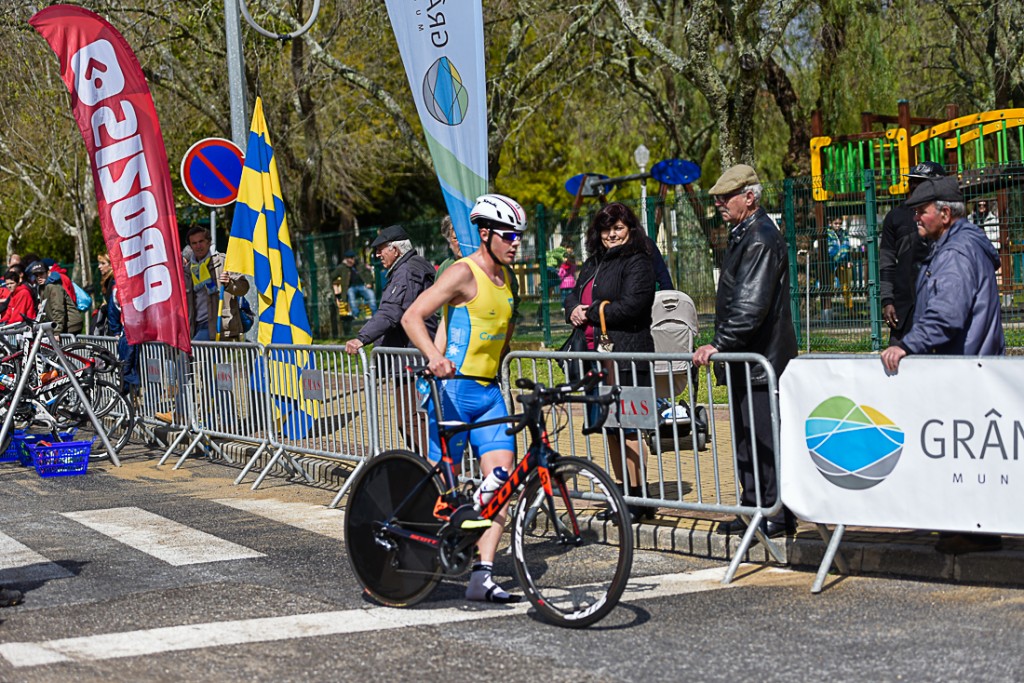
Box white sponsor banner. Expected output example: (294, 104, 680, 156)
(781, 356, 1024, 535)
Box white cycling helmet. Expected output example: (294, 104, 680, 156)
(469, 193, 527, 232)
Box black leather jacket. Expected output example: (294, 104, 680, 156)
(711, 207, 797, 385)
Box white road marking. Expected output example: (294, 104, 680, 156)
(61, 507, 263, 566)
(0, 565, 749, 668)
(0, 532, 72, 583)
(212, 498, 345, 540)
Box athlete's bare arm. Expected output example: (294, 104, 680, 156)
(402, 262, 477, 378)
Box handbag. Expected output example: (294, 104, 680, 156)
(558, 326, 588, 383)
(596, 301, 614, 353)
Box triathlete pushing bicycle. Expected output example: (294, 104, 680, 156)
(401, 193, 525, 604)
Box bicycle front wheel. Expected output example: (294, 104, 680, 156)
(512, 456, 633, 628)
(52, 379, 135, 458)
(344, 449, 445, 607)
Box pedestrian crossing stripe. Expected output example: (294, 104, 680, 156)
(212, 498, 344, 540)
(61, 507, 264, 566)
(0, 566, 742, 668)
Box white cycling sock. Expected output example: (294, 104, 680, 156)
(466, 562, 521, 604)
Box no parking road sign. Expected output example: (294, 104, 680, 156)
(181, 138, 244, 207)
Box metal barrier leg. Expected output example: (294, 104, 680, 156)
(723, 513, 759, 584)
(173, 430, 208, 469)
(234, 440, 270, 485)
(157, 427, 191, 466)
(252, 445, 288, 490)
(812, 523, 847, 594)
(329, 456, 368, 508)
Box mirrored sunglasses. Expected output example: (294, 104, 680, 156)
(491, 229, 523, 243)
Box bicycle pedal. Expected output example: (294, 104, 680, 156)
(450, 505, 492, 531)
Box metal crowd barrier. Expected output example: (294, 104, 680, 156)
(364, 347, 496, 489)
(170, 341, 272, 475)
(503, 349, 784, 583)
(136, 341, 194, 458)
(260, 344, 373, 493)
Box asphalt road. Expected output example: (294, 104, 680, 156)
(0, 456, 1021, 682)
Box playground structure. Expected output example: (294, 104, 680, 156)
(808, 100, 1024, 328)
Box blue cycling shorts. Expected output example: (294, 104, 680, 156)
(424, 379, 515, 464)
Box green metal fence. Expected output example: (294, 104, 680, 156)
(296, 165, 1024, 350)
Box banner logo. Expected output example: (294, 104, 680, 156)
(422, 57, 468, 126)
(806, 396, 904, 490)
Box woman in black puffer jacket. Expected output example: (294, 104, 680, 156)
(564, 202, 656, 521)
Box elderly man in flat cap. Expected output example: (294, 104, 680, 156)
(880, 176, 1004, 555)
(345, 225, 437, 355)
(693, 164, 798, 538)
(880, 177, 1004, 373)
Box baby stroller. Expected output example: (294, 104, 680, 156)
(645, 290, 708, 452)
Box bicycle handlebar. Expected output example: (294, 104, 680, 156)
(408, 365, 620, 437)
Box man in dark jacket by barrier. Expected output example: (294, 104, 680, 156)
(344, 225, 437, 354)
(693, 164, 798, 538)
(879, 161, 946, 344)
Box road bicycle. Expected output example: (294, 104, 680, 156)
(345, 368, 633, 628)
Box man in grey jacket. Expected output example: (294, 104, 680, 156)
(343, 225, 437, 354)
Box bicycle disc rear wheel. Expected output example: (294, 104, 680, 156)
(512, 456, 633, 628)
(344, 449, 445, 607)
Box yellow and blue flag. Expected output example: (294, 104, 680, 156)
(225, 97, 317, 439)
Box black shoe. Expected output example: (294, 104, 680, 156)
(764, 520, 796, 538)
(0, 588, 23, 607)
(627, 484, 658, 521)
(716, 517, 748, 535)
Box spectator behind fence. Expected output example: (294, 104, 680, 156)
(0, 268, 35, 325)
(970, 199, 1000, 249)
(336, 249, 376, 319)
(92, 253, 115, 335)
(693, 164, 798, 539)
(344, 226, 437, 355)
(436, 215, 462, 278)
(880, 176, 1004, 555)
(880, 161, 946, 345)
(184, 227, 249, 341)
(28, 261, 82, 334)
(557, 245, 576, 307)
(564, 202, 657, 523)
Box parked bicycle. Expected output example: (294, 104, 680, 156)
(0, 319, 134, 459)
(345, 368, 633, 628)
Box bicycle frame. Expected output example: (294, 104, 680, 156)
(375, 372, 599, 562)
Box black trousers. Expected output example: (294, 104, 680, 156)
(728, 380, 783, 518)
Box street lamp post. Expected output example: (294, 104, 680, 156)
(634, 144, 650, 233)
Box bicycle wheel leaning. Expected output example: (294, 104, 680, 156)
(345, 449, 445, 607)
(51, 379, 135, 459)
(511, 456, 633, 628)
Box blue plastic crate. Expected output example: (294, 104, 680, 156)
(29, 439, 92, 478)
(9, 430, 79, 467)
(0, 430, 26, 464)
